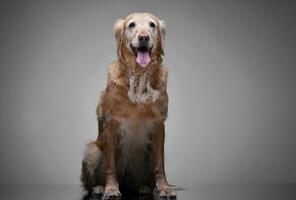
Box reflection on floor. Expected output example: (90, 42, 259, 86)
(0, 184, 296, 200)
(82, 192, 155, 200)
(82, 188, 177, 200)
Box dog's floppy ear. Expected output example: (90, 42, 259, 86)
(114, 19, 124, 57)
(158, 19, 166, 56)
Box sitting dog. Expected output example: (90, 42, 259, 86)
(81, 13, 176, 199)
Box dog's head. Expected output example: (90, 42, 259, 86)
(114, 13, 166, 68)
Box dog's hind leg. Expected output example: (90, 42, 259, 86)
(81, 141, 106, 197)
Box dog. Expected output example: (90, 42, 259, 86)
(81, 13, 176, 199)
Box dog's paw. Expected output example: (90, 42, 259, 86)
(92, 185, 105, 199)
(157, 185, 177, 199)
(102, 185, 121, 200)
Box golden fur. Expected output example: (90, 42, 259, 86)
(81, 13, 176, 199)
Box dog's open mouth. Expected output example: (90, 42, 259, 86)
(130, 45, 152, 67)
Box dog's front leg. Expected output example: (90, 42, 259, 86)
(153, 121, 176, 198)
(102, 119, 121, 199)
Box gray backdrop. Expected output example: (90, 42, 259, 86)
(0, 0, 295, 188)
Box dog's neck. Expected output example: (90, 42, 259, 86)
(115, 58, 160, 103)
(126, 70, 160, 103)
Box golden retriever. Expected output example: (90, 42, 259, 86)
(81, 13, 176, 199)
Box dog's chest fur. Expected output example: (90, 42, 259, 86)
(127, 72, 160, 103)
(118, 117, 153, 158)
(119, 73, 158, 159)
(116, 114, 155, 182)
(116, 74, 159, 178)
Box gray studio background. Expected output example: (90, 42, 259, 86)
(0, 0, 295, 188)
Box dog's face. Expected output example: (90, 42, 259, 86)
(114, 13, 166, 68)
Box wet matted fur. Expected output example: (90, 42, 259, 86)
(81, 13, 176, 199)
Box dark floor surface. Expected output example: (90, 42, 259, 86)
(0, 184, 296, 200)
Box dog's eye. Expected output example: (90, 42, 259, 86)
(149, 22, 155, 28)
(128, 22, 135, 28)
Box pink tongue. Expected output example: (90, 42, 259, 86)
(136, 52, 151, 67)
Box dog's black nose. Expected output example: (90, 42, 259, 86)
(138, 34, 150, 42)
